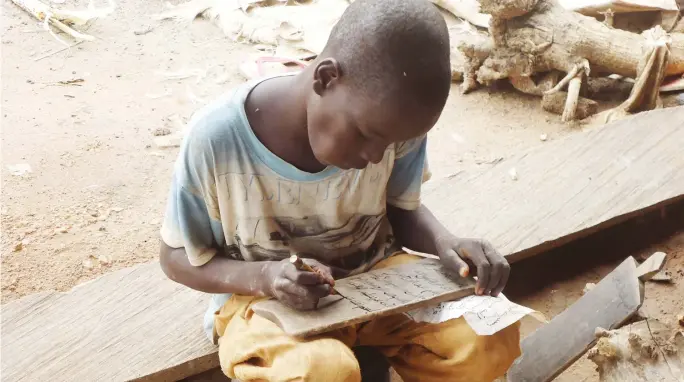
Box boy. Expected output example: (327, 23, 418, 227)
(160, 0, 521, 380)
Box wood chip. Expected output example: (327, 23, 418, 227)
(636, 251, 667, 281)
(650, 270, 673, 283)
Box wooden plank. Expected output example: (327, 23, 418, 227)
(2, 107, 683, 382)
(636, 251, 667, 281)
(423, 107, 684, 263)
(506, 256, 644, 382)
(0, 263, 218, 382)
(252, 258, 475, 337)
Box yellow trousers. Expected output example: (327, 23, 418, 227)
(215, 253, 521, 382)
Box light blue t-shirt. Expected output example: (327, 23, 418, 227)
(161, 77, 430, 342)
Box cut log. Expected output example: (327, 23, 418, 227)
(459, 0, 684, 120)
(588, 319, 684, 381)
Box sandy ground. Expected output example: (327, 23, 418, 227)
(2, 1, 683, 381)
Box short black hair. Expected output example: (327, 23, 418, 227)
(323, 0, 451, 113)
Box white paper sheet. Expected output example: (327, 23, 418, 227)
(405, 294, 545, 335)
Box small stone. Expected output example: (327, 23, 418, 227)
(90, 211, 99, 217)
(98, 225, 106, 231)
(152, 127, 171, 136)
(111, 207, 124, 213)
(13, 242, 23, 252)
(583, 282, 596, 295)
(508, 168, 518, 181)
(678, 313, 684, 327)
(540, 133, 548, 141)
(98, 254, 112, 265)
(55, 227, 68, 234)
(82, 258, 95, 270)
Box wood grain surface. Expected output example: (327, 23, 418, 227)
(252, 258, 475, 337)
(506, 257, 644, 382)
(1, 263, 218, 382)
(2, 107, 683, 381)
(422, 107, 684, 263)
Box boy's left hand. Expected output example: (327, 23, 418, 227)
(435, 235, 510, 296)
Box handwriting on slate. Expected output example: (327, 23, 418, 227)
(334, 259, 470, 312)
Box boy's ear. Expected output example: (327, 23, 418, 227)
(313, 58, 342, 95)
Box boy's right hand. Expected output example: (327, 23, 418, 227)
(266, 258, 338, 310)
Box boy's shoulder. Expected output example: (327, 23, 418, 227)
(184, 84, 249, 147)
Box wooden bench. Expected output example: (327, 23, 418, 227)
(3, 107, 684, 381)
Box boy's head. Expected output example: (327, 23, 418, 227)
(304, 0, 451, 170)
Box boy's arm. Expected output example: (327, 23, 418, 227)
(386, 137, 509, 296)
(159, 117, 333, 311)
(387, 204, 510, 296)
(159, 242, 333, 310)
(160, 242, 272, 295)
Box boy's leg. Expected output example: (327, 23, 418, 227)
(358, 253, 521, 382)
(358, 313, 520, 382)
(215, 295, 361, 382)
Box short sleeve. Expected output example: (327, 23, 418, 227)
(160, 120, 226, 266)
(386, 137, 430, 210)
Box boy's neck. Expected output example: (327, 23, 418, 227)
(245, 73, 327, 173)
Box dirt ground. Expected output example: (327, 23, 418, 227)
(1, 1, 683, 381)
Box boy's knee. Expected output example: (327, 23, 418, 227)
(457, 321, 521, 380)
(221, 336, 361, 382)
(432, 319, 521, 381)
(483, 322, 522, 376)
(303, 338, 362, 382)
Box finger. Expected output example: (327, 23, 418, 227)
(492, 262, 510, 296)
(486, 262, 503, 296)
(305, 259, 336, 285)
(283, 264, 327, 285)
(468, 244, 490, 296)
(282, 280, 331, 299)
(483, 242, 508, 296)
(443, 249, 470, 278)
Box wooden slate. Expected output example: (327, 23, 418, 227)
(0, 263, 218, 382)
(423, 107, 684, 263)
(506, 256, 644, 382)
(2, 107, 684, 382)
(252, 258, 475, 337)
